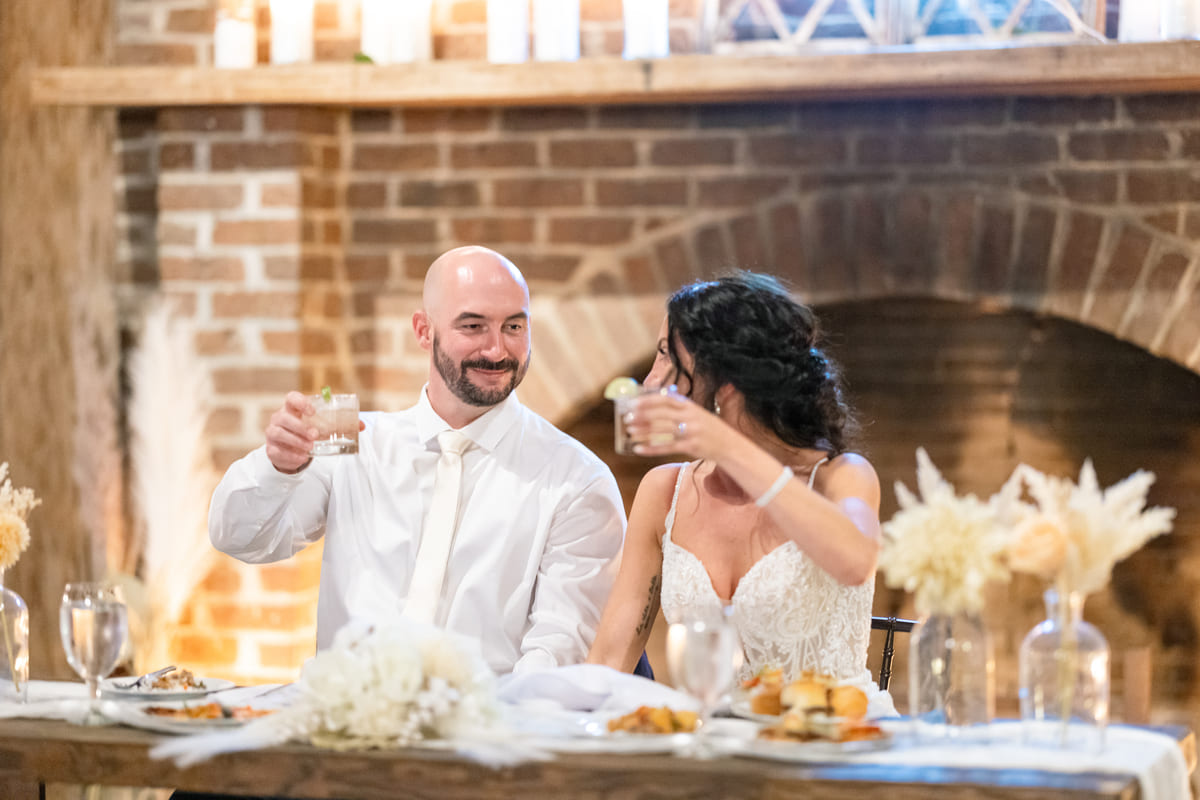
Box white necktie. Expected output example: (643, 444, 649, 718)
(406, 430, 473, 625)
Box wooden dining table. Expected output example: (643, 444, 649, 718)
(0, 717, 1193, 800)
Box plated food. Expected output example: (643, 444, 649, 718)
(741, 667, 785, 715)
(741, 670, 886, 745)
(101, 670, 235, 700)
(143, 702, 274, 721)
(149, 668, 205, 691)
(606, 705, 699, 734)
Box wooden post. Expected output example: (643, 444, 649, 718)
(0, 0, 119, 678)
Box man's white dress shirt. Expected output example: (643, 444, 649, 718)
(208, 389, 626, 674)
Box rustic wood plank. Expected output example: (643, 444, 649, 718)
(0, 0, 120, 679)
(0, 718, 1172, 800)
(29, 41, 1200, 108)
(0, 775, 40, 800)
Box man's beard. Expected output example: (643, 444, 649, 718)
(433, 335, 529, 407)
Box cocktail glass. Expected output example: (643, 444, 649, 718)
(306, 393, 359, 456)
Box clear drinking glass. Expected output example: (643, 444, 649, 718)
(306, 393, 359, 456)
(60, 582, 129, 723)
(613, 384, 681, 456)
(666, 607, 741, 754)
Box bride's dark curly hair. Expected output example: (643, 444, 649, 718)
(665, 272, 859, 456)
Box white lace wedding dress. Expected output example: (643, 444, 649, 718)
(659, 461, 897, 718)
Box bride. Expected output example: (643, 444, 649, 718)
(587, 272, 894, 716)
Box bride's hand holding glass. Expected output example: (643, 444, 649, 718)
(626, 390, 731, 461)
(60, 581, 129, 723)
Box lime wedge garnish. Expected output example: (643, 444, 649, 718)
(603, 377, 640, 400)
(321, 385, 333, 403)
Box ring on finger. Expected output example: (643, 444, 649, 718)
(676, 421, 687, 437)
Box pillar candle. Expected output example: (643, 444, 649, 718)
(1118, 0, 1163, 40)
(487, 0, 530, 64)
(623, 0, 670, 60)
(269, 0, 316, 65)
(532, 0, 580, 61)
(361, 0, 434, 63)
(1161, 0, 1200, 38)
(214, 0, 257, 68)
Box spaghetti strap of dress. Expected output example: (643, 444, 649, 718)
(663, 462, 693, 539)
(806, 456, 829, 489)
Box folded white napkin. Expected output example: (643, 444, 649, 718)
(0, 680, 100, 726)
(497, 664, 700, 714)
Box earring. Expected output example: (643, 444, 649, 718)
(714, 399, 722, 417)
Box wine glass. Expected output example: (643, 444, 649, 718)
(60, 582, 129, 723)
(666, 606, 741, 755)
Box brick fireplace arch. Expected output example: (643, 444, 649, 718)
(532, 184, 1200, 426)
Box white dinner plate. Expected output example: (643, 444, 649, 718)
(532, 731, 697, 755)
(729, 699, 782, 724)
(100, 676, 236, 701)
(100, 700, 250, 735)
(713, 726, 897, 762)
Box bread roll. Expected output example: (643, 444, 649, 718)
(829, 685, 868, 719)
(780, 679, 828, 711)
(749, 688, 782, 716)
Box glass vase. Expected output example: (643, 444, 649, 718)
(909, 611, 994, 741)
(1019, 589, 1109, 753)
(0, 571, 29, 703)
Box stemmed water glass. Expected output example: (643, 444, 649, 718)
(666, 606, 741, 756)
(59, 582, 129, 724)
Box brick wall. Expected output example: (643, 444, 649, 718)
(115, 92, 1200, 707)
(110, 0, 1198, 712)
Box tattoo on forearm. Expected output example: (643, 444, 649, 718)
(635, 575, 661, 636)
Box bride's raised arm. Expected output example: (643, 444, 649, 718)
(586, 464, 679, 673)
(718, 439, 881, 585)
(626, 391, 881, 587)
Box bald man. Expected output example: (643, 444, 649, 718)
(209, 247, 626, 674)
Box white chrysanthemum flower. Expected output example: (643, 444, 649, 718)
(275, 617, 499, 750)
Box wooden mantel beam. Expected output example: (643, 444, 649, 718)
(29, 41, 1200, 108)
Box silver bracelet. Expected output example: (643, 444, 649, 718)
(754, 466, 794, 508)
